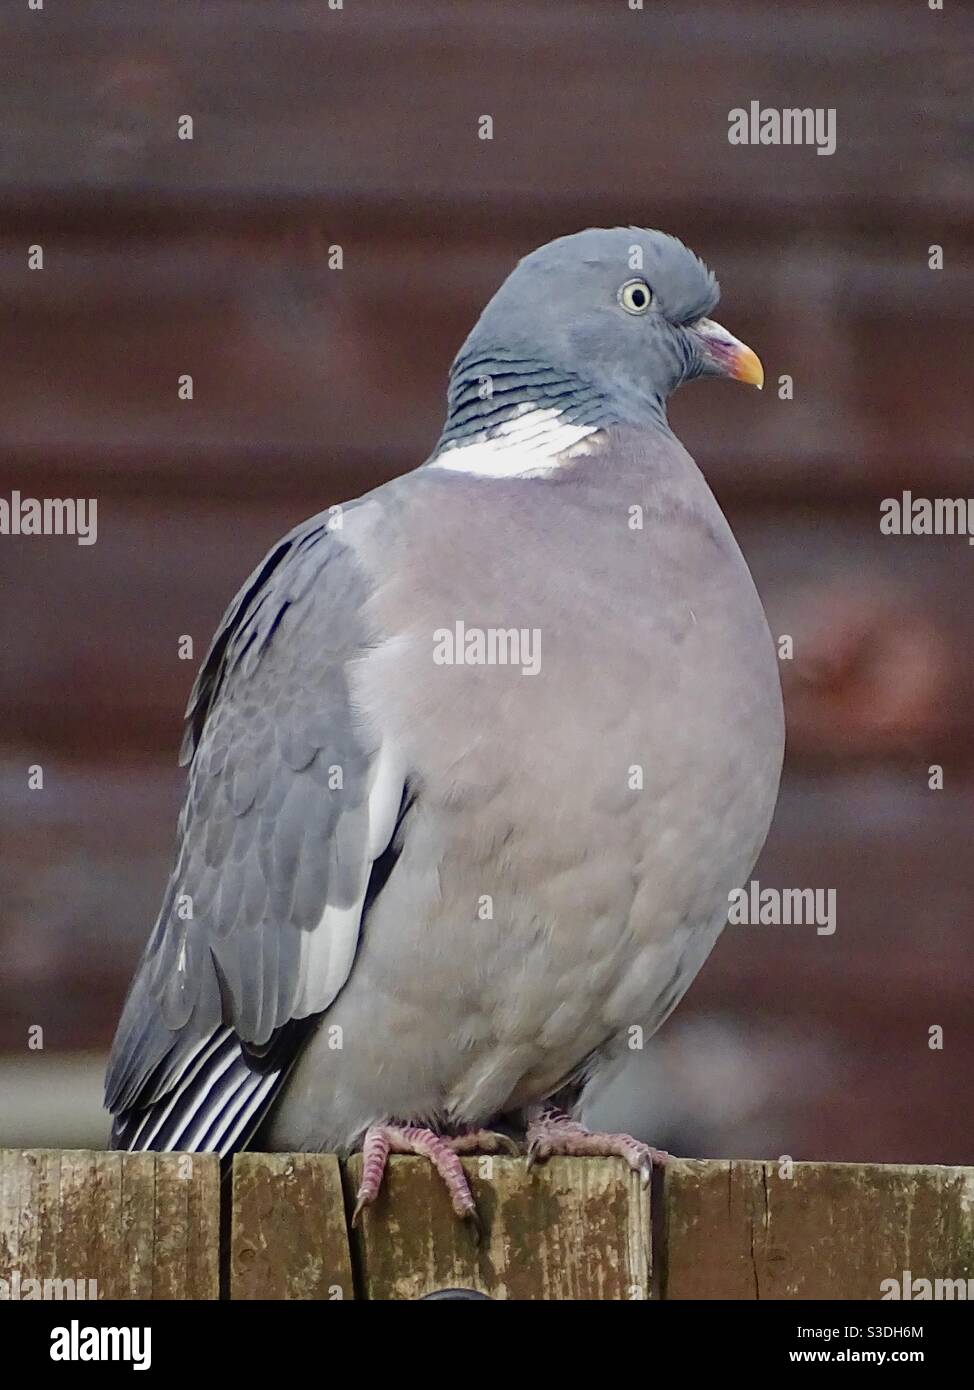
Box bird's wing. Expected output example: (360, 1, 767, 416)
(105, 511, 409, 1155)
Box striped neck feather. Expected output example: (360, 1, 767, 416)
(429, 353, 617, 478)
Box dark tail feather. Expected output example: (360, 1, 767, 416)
(110, 1027, 284, 1159)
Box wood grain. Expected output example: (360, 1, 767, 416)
(344, 1154, 650, 1300)
(661, 1159, 974, 1299)
(230, 1152, 354, 1300)
(0, 1148, 219, 1299)
(3, 1151, 973, 1299)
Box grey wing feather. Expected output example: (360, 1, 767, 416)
(105, 512, 406, 1153)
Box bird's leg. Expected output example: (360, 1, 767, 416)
(525, 1106, 669, 1188)
(352, 1124, 481, 1228)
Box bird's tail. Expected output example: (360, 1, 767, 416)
(110, 1026, 283, 1158)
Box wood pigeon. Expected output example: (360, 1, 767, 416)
(105, 227, 784, 1226)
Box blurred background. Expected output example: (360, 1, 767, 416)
(1, 1, 972, 1164)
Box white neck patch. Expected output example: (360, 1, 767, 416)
(428, 404, 601, 479)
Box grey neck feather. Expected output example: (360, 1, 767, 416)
(433, 350, 622, 464)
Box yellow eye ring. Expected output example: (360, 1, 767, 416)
(618, 279, 653, 314)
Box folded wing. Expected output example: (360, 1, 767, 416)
(105, 513, 407, 1155)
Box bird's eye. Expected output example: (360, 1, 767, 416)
(618, 279, 653, 314)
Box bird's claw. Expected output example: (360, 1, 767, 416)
(352, 1123, 483, 1230)
(525, 1109, 669, 1187)
(446, 1128, 521, 1157)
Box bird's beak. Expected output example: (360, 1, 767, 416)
(690, 317, 764, 389)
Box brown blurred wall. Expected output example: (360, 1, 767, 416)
(1, 1, 972, 1162)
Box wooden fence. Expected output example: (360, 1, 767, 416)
(2, 1151, 972, 1300)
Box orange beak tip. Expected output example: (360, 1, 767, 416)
(734, 346, 765, 391)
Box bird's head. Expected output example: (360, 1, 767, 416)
(451, 227, 763, 436)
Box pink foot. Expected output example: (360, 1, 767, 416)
(446, 1128, 520, 1156)
(353, 1124, 484, 1229)
(526, 1108, 669, 1188)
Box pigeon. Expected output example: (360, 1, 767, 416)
(105, 227, 784, 1225)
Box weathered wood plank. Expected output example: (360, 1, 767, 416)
(4, 1151, 974, 1299)
(0, 1149, 219, 1299)
(661, 1159, 974, 1300)
(230, 1152, 354, 1301)
(344, 1155, 650, 1300)
(1, 2, 969, 223)
(1, 235, 970, 493)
